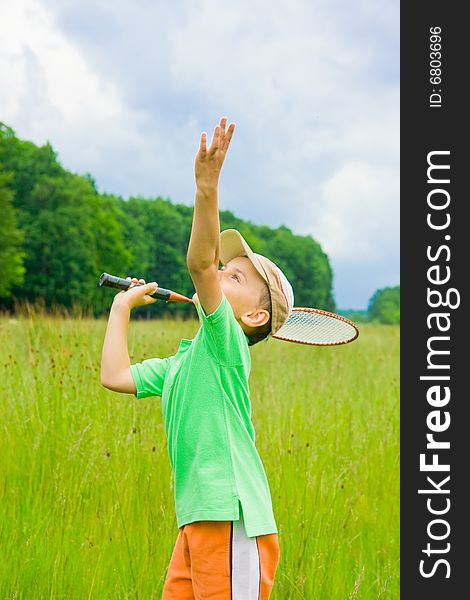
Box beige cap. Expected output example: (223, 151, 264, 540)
(219, 229, 294, 335)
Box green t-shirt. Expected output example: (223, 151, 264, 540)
(129, 293, 277, 538)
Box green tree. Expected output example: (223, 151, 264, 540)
(368, 286, 400, 324)
(12, 176, 131, 313)
(0, 170, 25, 297)
(122, 197, 194, 318)
(265, 225, 335, 310)
(0, 123, 64, 215)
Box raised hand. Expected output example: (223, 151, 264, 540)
(195, 116, 235, 191)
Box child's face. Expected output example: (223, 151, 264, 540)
(193, 256, 270, 330)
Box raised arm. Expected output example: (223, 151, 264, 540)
(101, 277, 158, 393)
(187, 116, 235, 315)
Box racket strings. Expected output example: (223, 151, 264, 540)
(273, 309, 358, 345)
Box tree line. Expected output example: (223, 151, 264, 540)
(0, 122, 336, 319)
(367, 286, 400, 325)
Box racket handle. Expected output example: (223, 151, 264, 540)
(99, 272, 173, 302)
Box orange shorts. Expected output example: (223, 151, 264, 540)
(162, 517, 280, 599)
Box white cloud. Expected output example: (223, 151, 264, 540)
(314, 161, 399, 262)
(0, 0, 151, 186)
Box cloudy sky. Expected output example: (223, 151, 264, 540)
(1, 0, 399, 309)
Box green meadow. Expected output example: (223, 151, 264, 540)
(0, 313, 399, 599)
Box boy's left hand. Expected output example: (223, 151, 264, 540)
(195, 116, 235, 191)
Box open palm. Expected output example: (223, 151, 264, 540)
(195, 116, 235, 189)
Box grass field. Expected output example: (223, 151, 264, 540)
(0, 312, 399, 599)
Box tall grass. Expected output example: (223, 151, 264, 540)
(0, 313, 399, 599)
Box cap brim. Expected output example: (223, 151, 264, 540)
(220, 229, 270, 285)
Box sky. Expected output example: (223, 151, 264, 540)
(0, 0, 399, 309)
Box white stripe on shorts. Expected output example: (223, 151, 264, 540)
(231, 517, 260, 599)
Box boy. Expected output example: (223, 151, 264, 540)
(101, 117, 294, 599)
